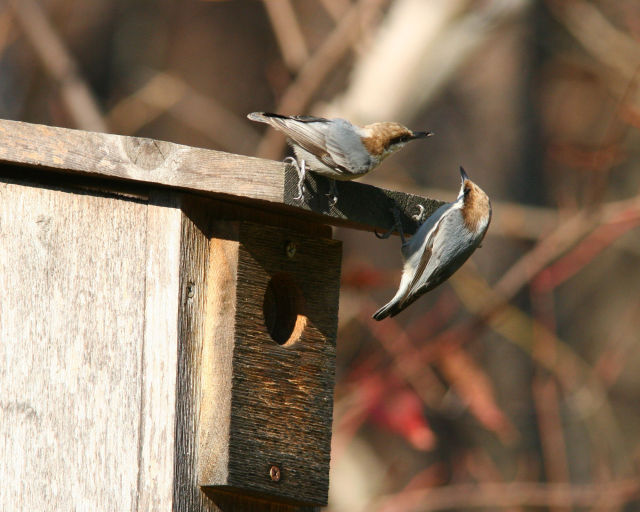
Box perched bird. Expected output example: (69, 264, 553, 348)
(373, 167, 491, 320)
(247, 112, 431, 204)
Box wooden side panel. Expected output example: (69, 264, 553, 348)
(0, 179, 147, 509)
(173, 204, 220, 512)
(198, 222, 240, 486)
(137, 192, 183, 510)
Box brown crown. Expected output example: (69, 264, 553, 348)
(462, 180, 492, 233)
(360, 122, 414, 156)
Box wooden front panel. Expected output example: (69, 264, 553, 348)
(231, 223, 341, 505)
(198, 221, 341, 507)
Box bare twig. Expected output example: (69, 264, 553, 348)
(532, 377, 571, 512)
(368, 179, 560, 241)
(586, 66, 640, 206)
(261, 0, 309, 72)
(7, 0, 106, 132)
(106, 72, 184, 134)
(317, 0, 351, 22)
(551, 0, 640, 86)
(594, 301, 640, 387)
(107, 72, 261, 153)
(534, 213, 640, 293)
(323, 0, 530, 123)
(493, 194, 640, 309)
(0, 5, 17, 56)
(360, 296, 448, 408)
(373, 479, 640, 511)
(445, 266, 630, 471)
(530, 283, 570, 511)
(255, 0, 389, 159)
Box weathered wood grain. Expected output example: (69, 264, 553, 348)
(0, 118, 284, 201)
(173, 201, 218, 512)
(0, 172, 336, 510)
(0, 177, 148, 509)
(137, 191, 183, 510)
(283, 165, 443, 237)
(197, 221, 341, 506)
(199, 221, 239, 489)
(173, 203, 323, 511)
(0, 118, 443, 236)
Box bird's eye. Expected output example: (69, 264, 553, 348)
(390, 135, 408, 146)
(464, 186, 471, 196)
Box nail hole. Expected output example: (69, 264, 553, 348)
(285, 241, 296, 258)
(262, 273, 306, 346)
(269, 465, 281, 482)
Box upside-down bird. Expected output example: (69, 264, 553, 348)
(373, 167, 491, 320)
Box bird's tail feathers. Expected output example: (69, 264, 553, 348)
(373, 284, 429, 321)
(248, 112, 328, 125)
(372, 300, 400, 321)
(247, 111, 275, 124)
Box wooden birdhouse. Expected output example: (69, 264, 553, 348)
(0, 119, 440, 511)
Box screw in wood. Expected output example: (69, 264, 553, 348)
(186, 283, 195, 298)
(285, 241, 297, 259)
(269, 465, 281, 482)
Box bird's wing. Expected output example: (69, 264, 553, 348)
(248, 112, 366, 174)
(323, 120, 372, 176)
(248, 112, 330, 124)
(248, 112, 337, 163)
(396, 205, 455, 307)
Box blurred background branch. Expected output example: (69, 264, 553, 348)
(6, 0, 106, 131)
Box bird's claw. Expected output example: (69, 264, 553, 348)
(412, 204, 426, 222)
(375, 206, 405, 244)
(375, 227, 393, 239)
(326, 180, 338, 207)
(284, 157, 306, 201)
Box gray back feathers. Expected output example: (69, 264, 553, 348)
(247, 112, 372, 177)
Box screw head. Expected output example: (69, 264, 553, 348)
(186, 283, 195, 298)
(269, 465, 281, 482)
(285, 241, 297, 259)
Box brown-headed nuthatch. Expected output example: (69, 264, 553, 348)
(248, 112, 432, 205)
(373, 167, 491, 320)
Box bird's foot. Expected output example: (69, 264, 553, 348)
(412, 204, 426, 222)
(375, 206, 405, 245)
(326, 179, 338, 207)
(284, 157, 306, 201)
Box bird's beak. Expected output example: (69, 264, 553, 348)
(410, 131, 433, 140)
(459, 166, 469, 182)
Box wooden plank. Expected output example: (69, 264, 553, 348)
(0, 118, 443, 236)
(0, 177, 148, 509)
(173, 201, 217, 512)
(137, 192, 183, 510)
(198, 221, 239, 489)
(231, 222, 340, 505)
(0, 118, 284, 202)
(198, 221, 341, 506)
(174, 201, 326, 511)
(284, 169, 443, 236)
